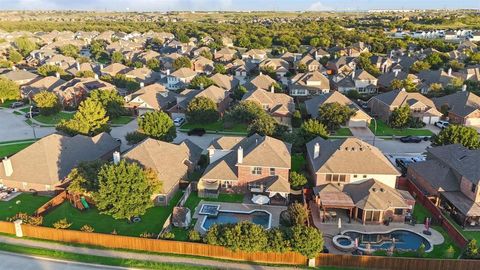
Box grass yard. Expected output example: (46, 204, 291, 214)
(369, 120, 434, 137)
(0, 142, 35, 158)
(333, 128, 353, 137)
(33, 111, 74, 125)
(0, 193, 52, 221)
(110, 115, 135, 125)
(0, 100, 17, 108)
(180, 120, 248, 135)
(292, 153, 306, 173)
(43, 192, 183, 237)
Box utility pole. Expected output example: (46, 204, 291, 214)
(30, 105, 37, 139)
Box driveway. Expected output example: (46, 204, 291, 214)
(0, 109, 55, 142)
(371, 139, 431, 155)
(174, 130, 222, 150)
(349, 127, 375, 140)
(109, 119, 138, 151)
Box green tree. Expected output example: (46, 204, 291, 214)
(213, 63, 226, 74)
(186, 96, 219, 124)
(0, 77, 20, 103)
(8, 49, 23, 63)
(317, 102, 355, 131)
(32, 91, 61, 115)
(173, 56, 192, 70)
(14, 36, 37, 56)
(266, 228, 291, 253)
(58, 44, 79, 58)
(37, 64, 66, 77)
(410, 61, 431, 73)
(110, 51, 124, 63)
(76, 70, 96, 78)
(466, 239, 479, 258)
(433, 125, 480, 149)
(199, 50, 213, 60)
(89, 89, 125, 118)
(232, 86, 247, 100)
(389, 105, 411, 129)
(56, 99, 110, 136)
(225, 100, 265, 124)
(189, 75, 215, 89)
(287, 203, 309, 226)
(204, 222, 268, 252)
(137, 111, 176, 142)
(248, 114, 277, 136)
(146, 58, 160, 71)
(0, 59, 13, 68)
(67, 160, 105, 194)
(289, 225, 324, 259)
(95, 160, 160, 220)
(292, 110, 302, 128)
(425, 52, 446, 70)
(289, 172, 307, 190)
(300, 119, 329, 142)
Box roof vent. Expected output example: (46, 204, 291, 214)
(380, 188, 385, 192)
(371, 188, 377, 192)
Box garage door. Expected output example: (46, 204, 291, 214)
(466, 118, 480, 126)
(348, 119, 368, 128)
(422, 116, 439, 125)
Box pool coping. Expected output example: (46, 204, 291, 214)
(342, 228, 434, 253)
(199, 205, 273, 232)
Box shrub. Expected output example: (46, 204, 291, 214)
(160, 231, 175, 239)
(292, 110, 302, 128)
(125, 131, 147, 145)
(140, 232, 156, 238)
(80, 224, 95, 232)
(8, 213, 43, 226)
(188, 230, 201, 242)
(466, 239, 479, 258)
(445, 245, 455, 259)
(287, 203, 309, 226)
(417, 243, 425, 257)
(289, 172, 307, 190)
(53, 218, 72, 229)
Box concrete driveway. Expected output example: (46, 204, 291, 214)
(174, 130, 223, 150)
(370, 139, 431, 155)
(0, 109, 55, 142)
(349, 127, 375, 140)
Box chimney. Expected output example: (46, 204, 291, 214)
(259, 71, 263, 76)
(401, 87, 406, 92)
(12, 66, 16, 71)
(3, 157, 13, 177)
(166, 69, 170, 76)
(237, 146, 243, 164)
(113, 151, 121, 165)
(200, 83, 204, 90)
(76, 61, 80, 70)
(314, 50, 318, 60)
(270, 85, 275, 93)
(351, 69, 356, 79)
(313, 143, 320, 159)
(100, 64, 104, 70)
(140, 82, 145, 88)
(394, 70, 399, 77)
(462, 84, 467, 92)
(55, 72, 60, 78)
(94, 74, 99, 80)
(448, 68, 452, 76)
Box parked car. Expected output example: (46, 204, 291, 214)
(187, 128, 206, 136)
(396, 158, 414, 175)
(10, 101, 24, 108)
(173, 117, 185, 127)
(399, 136, 422, 143)
(24, 111, 40, 118)
(435, 120, 449, 129)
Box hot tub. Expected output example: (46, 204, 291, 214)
(332, 234, 355, 252)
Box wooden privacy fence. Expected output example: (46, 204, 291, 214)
(316, 253, 480, 270)
(34, 191, 67, 216)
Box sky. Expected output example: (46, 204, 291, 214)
(0, 0, 478, 11)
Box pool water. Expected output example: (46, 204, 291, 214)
(202, 210, 270, 230)
(338, 238, 353, 246)
(344, 230, 431, 251)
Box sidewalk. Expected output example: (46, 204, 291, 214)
(0, 235, 304, 270)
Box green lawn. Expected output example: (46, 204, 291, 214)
(180, 120, 248, 135)
(369, 120, 434, 137)
(292, 153, 306, 173)
(442, 209, 480, 244)
(333, 128, 353, 136)
(110, 115, 135, 125)
(0, 142, 35, 158)
(0, 100, 17, 108)
(43, 192, 183, 237)
(33, 111, 74, 125)
(0, 193, 52, 221)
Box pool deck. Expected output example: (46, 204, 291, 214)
(193, 201, 287, 234)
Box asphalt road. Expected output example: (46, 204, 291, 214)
(0, 251, 131, 270)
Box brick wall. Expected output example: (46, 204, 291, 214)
(237, 165, 289, 186)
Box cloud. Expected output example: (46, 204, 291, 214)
(308, 1, 331, 11)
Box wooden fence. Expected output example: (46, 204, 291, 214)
(316, 253, 480, 270)
(34, 191, 67, 216)
(398, 177, 469, 248)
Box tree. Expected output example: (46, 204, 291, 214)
(466, 239, 479, 258)
(425, 52, 446, 70)
(300, 119, 329, 142)
(389, 105, 411, 129)
(56, 99, 110, 136)
(58, 44, 79, 58)
(111, 51, 124, 63)
(173, 56, 192, 70)
(292, 110, 302, 128)
(317, 102, 355, 131)
(410, 61, 431, 73)
(76, 70, 96, 78)
(204, 222, 268, 252)
(232, 86, 248, 100)
(95, 160, 160, 220)
(287, 203, 309, 226)
(186, 96, 219, 124)
(67, 160, 106, 194)
(213, 63, 226, 74)
(199, 50, 213, 60)
(137, 111, 176, 142)
(266, 228, 291, 253)
(89, 89, 125, 118)
(248, 114, 277, 136)
(225, 100, 265, 123)
(289, 225, 324, 259)
(37, 64, 65, 77)
(390, 78, 418, 92)
(14, 36, 37, 56)
(0, 77, 20, 103)
(189, 75, 215, 89)
(8, 49, 23, 63)
(289, 172, 307, 190)
(146, 58, 160, 71)
(33, 91, 61, 115)
(433, 125, 480, 149)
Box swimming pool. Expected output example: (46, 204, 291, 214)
(343, 229, 432, 252)
(200, 209, 271, 231)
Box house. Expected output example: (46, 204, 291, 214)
(1, 69, 39, 85)
(242, 49, 267, 63)
(52, 77, 116, 108)
(198, 134, 291, 205)
(289, 71, 330, 97)
(346, 42, 369, 57)
(214, 48, 237, 62)
(326, 56, 356, 75)
(377, 70, 418, 90)
(432, 90, 480, 127)
(21, 76, 66, 100)
(168, 85, 231, 118)
(124, 67, 161, 85)
(100, 63, 131, 77)
(259, 58, 289, 79)
(192, 56, 214, 74)
(297, 54, 321, 72)
(368, 89, 442, 124)
(243, 73, 277, 92)
(351, 69, 378, 94)
(122, 138, 202, 205)
(242, 88, 294, 127)
(167, 68, 197, 90)
(417, 69, 456, 93)
(124, 83, 178, 115)
(305, 91, 372, 128)
(209, 73, 239, 91)
(407, 144, 480, 228)
(306, 137, 400, 188)
(0, 133, 120, 193)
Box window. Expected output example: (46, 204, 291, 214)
(221, 181, 233, 189)
(332, 175, 339, 182)
(157, 195, 166, 203)
(394, 208, 403, 215)
(472, 183, 477, 193)
(353, 175, 357, 178)
(363, 175, 367, 178)
(339, 175, 346, 182)
(270, 168, 276, 176)
(326, 174, 332, 182)
(251, 167, 262, 175)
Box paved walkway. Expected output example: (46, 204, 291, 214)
(0, 236, 304, 270)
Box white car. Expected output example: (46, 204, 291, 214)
(435, 120, 449, 129)
(173, 117, 185, 127)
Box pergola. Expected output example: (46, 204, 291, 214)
(318, 191, 355, 223)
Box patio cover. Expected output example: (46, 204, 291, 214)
(197, 179, 220, 191)
(442, 191, 480, 217)
(319, 192, 355, 208)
